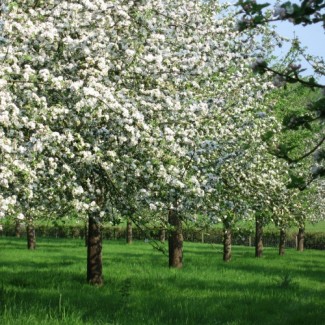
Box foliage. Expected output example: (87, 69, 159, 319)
(235, 1, 325, 182)
(304, 232, 325, 249)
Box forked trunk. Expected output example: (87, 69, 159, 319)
(87, 214, 103, 285)
(279, 228, 286, 256)
(223, 226, 232, 262)
(255, 218, 263, 258)
(168, 209, 183, 268)
(297, 227, 305, 252)
(126, 219, 132, 244)
(27, 222, 36, 250)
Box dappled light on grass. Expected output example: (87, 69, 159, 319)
(0, 238, 324, 325)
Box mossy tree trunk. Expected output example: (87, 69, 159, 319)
(168, 209, 183, 268)
(255, 217, 263, 258)
(126, 218, 132, 244)
(279, 228, 286, 256)
(87, 213, 103, 285)
(27, 219, 36, 250)
(297, 227, 305, 252)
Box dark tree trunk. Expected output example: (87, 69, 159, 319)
(223, 226, 232, 262)
(126, 219, 132, 244)
(15, 220, 21, 238)
(297, 227, 305, 252)
(84, 221, 88, 247)
(255, 218, 263, 258)
(279, 228, 286, 256)
(87, 214, 103, 285)
(27, 222, 36, 250)
(168, 209, 183, 268)
(159, 228, 166, 243)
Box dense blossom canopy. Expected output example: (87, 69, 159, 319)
(0, 0, 320, 227)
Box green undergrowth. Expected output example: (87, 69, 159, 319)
(0, 238, 324, 325)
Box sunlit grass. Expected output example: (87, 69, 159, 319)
(0, 237, 324, 325)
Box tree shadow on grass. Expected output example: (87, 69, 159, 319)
(2, 267, 323, 325)
(0, 246, 324, 325)
(1, 239, 324, 325)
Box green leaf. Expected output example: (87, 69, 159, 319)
(287, 172, 306, 189)
(261, 130, 274, 142)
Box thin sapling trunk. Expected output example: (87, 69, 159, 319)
(279, 228, 286, 256)
(126, 218, 132, 244)
(255, 218, 263, 258)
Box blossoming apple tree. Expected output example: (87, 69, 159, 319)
(1, 0, 300, 283)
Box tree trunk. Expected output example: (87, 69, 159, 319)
(255, 218, 263, 258)
(27, 222, 36, 250)
(15, 220, 21, 238)
(297, 227, 305, 252)
(84, 221, 88, 247)
(223, 226, 232, 262)
(87, 214, 103, 285)
(159, 228, 166, 243)
(126, 219, 132, 244)
(279, 228, 286, 256)
(168, 209, 183, 268)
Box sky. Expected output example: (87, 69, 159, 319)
(270, 2, 325, 83)
(226, 0, 325, 83)
(252, 0, 325, 83)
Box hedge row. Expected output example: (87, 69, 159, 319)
(1, 223, 324, 250)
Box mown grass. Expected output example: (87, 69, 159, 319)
(0, 237, 324, 325)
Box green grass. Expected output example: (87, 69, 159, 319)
(0, 238, 324, 325)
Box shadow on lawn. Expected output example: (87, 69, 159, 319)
(1, 259, 324, 325)
(1, 239, 323, 325)
(223, 256, 325, 284)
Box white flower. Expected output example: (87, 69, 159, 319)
(17, 213, 25, 220)
(273, 5, 286, 18)
(73, 186, 84, 196)
(125, 49, 136, 57)
(149, 203, 157, 211)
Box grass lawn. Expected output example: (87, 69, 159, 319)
(0, 237, 324, 325)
